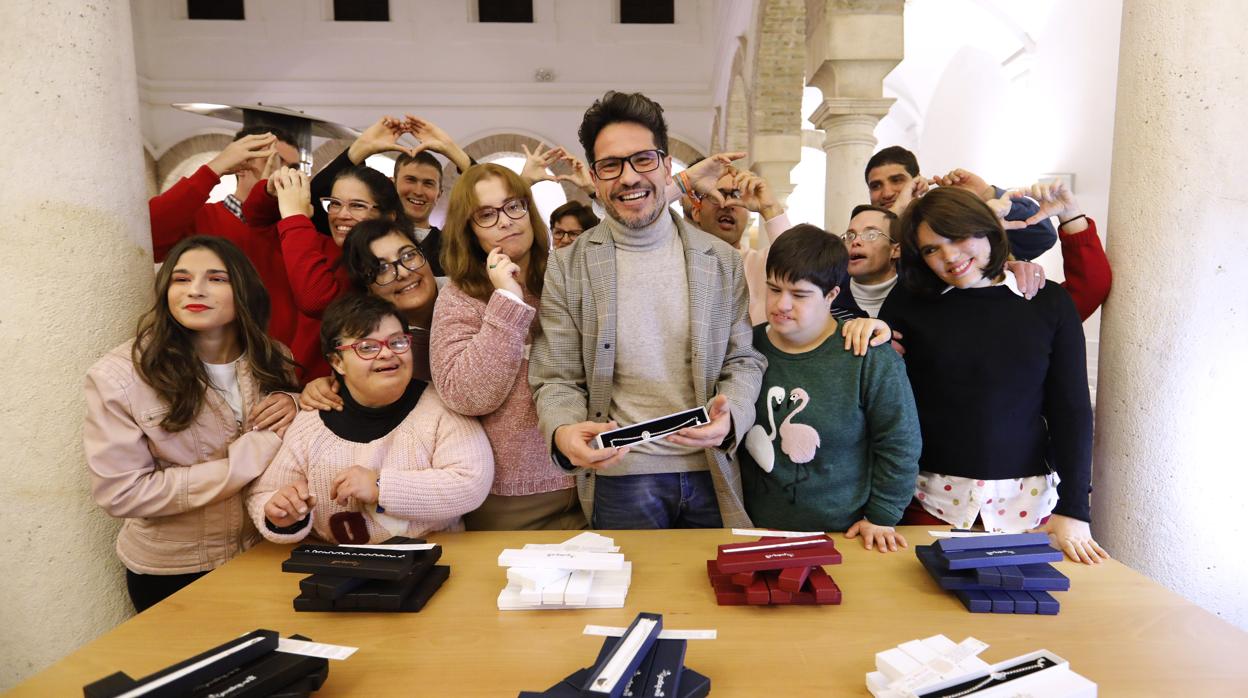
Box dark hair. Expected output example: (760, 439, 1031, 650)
(864, 146, 920, 183)
(320, 293, 406, 359)
(896, 187, 1010, 296)
(765, 224, 848, 296)
(393, 151, 444, 188)
(233, 124, 299, 151)
(134, 237, 297, 432)
(332, 165, 412, 231)
(548, 200, 600, 231)
(849, 203, 899, 224)
(441, 163, 550, 303)
(341, 218, 424, 289)
(578, 91, 669, 164)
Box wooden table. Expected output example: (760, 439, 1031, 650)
(11, 528, 1248, 696)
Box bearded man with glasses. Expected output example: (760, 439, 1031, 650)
(529, 91, 765, 530)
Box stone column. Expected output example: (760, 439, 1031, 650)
(1093, 0, 1248, 631)
(749, 133, 802, 248)
(809, 99, 893, 229)
(0, 0, 153, 688)
(804, 0, 903, 230)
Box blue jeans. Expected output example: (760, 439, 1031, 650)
(591, 471, 723, 529)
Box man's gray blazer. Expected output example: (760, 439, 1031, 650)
(528, 210, 765, 527)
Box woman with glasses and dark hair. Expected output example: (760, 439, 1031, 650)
(297, 218, 441, 412)
(879, 186, 1108, 565)
(248, 293, 492, 545)
(84, 236, 300, 612)
(431, 163, 584, 530)
(240, 164, 410, 380)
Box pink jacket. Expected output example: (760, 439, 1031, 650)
(84, 341, 285, 575)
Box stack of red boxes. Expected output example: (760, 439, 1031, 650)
(706, 534, 843, 605)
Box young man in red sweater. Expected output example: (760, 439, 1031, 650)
(148, 127, 316, 376)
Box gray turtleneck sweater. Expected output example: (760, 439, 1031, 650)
(602, 212, 705, 476)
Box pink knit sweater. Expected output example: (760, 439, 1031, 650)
(246, 389, 493, 544)
(430, 284, 574, 496)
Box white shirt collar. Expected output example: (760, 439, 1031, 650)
(940, 267, 1027, 298)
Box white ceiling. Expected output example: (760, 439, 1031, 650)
(132, 0, 755, 159)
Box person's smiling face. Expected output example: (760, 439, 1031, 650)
(591, 121, 673, 230)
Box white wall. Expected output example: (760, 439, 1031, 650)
(874, 0, 1123, 390)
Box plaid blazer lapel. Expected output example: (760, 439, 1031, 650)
(679, 218, 716, 406)
(583, 231, 617, 414)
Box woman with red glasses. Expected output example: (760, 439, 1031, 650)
(431, 163, 584, 530)
(84, 236, 300, 611)
(248, 293, 492, 545)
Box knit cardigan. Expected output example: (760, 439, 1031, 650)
(246, 388, 493, 544)
(430, 283, 574, 496)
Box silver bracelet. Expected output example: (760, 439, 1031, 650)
(941, 657, 1049, 698)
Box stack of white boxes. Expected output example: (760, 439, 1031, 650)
(496, 533, 633, 610)
(867, 635, 991, 697)
(866, 636, 1097, 697)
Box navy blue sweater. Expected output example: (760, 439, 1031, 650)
(878, 282, 1093, 522)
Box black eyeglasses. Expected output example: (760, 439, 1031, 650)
(589, 149, 666, 180)
(373, 248, 427, 286)
(472, 198, 529, 228)
(552, 227, 583, 241)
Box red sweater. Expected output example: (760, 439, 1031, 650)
(241, 181, 335, 381)
(148, 166, 302, 362)
(1059, 218, 1112, 322)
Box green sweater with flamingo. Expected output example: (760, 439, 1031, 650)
(740, 323, 921, 532)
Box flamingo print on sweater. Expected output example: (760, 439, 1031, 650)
(739, 324, 922, 533)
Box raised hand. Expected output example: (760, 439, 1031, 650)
(520, 143, 565, 185)
(207, 133, 277, 178)
(934, 168, 993, 201)
(271, 167, 314, 219)
(1007, 180, 1084, 229)
(683, 151, 748, 205)
(486, 246, 524, 297)
(555, 153, 596, 195)
(890, 175, 931, 215)
(731, 170, 783, 220)
(348, 116, 415, 164)
(403, 115, 472, 172)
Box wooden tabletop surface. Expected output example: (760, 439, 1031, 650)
(11, 528, 1248, 697)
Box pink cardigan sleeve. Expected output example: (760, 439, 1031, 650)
(245, 412, 316, 544)
(429, 286, 536, 416)
(377, 391, 494, 520)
